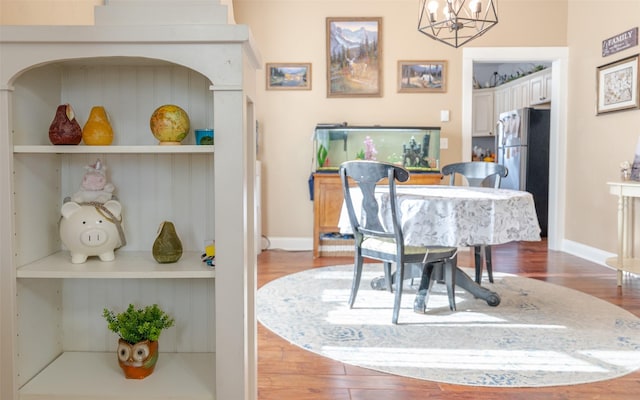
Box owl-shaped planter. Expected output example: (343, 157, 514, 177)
(117, 339, 159, 379)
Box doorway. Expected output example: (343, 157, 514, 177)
(462, 47, 569, 251)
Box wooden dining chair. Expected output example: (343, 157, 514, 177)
(441, 161, 508, 284)
(339, 160, 458, 324)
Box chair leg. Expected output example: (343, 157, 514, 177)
(474, 245, 483, 284)
(392, 263, 405, 324)
(348, 253, 364, 308)
(444, 257, 457, 311)
(485, 245, 494, 283)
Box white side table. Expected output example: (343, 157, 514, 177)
(607, 181, 640, 285)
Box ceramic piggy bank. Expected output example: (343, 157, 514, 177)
(60, 200, 124, 264)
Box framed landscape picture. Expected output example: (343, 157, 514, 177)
(397, 60, 447, 93)
(266, 63, 312, 90)
(596, 54, 639, 114)
(326, 17, 382, 97)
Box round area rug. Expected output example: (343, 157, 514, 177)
(256, 264, 640, 387)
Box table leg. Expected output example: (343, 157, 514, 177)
(413, 264, 435, 314)
(454, 267, 500, 306)
(617, 195, 626, 286)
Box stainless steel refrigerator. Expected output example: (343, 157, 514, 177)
(496, 107, 550, 236)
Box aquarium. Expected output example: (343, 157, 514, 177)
(314, 124, 441, 172)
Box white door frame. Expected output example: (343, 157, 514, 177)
(462, 47, 569, 251)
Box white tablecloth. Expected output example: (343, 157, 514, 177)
(339, 185, 541, 247)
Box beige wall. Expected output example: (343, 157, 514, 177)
(565, 0, 640, 252)
(0, 1, 101, 25)
(3, 0, 638, 257)
(234, 0, 567, 242)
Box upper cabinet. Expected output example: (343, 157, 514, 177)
(529, 69, 552, 105)
(472, 89, 495, 137)
(509, 79, 531, 110)
(493, 86, 510, 131)
(473, 68, 552, 138)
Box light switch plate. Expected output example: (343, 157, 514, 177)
(440, 110, 450, 122)
(440, 137, 448, 149)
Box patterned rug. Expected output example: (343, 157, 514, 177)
(256, 264, 640, 387)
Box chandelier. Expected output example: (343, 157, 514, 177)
(418, 0, 498, 48)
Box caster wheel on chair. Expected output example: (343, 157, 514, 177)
(370, 276, 387, 290)
(486, 293, 501, 307)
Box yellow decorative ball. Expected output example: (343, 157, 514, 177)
(150, 104, 190, 145)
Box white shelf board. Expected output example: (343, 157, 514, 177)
(19, 351, 215, 400)
(17, 251, 215, 279)
(13, 145, 214, 154)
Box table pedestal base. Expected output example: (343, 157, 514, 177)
(372, 265, 501, 314)
(413, 268, 500, 313)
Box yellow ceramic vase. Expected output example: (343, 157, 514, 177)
(82, 106, 114, 145)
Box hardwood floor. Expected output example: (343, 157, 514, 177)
(257, 240, 640, 399)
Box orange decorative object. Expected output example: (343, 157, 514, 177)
(82, 106, 114, 145)
(117, 339, 159, 379)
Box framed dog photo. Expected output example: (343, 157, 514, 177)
(266, 63, 312, 90)
(397, 60, 447, 93)
(596, 54, 639, 114)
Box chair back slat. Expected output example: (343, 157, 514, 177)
(358, 180, 385, 232)
(441, 161, 508, 188)
(340, 160, 409, 239)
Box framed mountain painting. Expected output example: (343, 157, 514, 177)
(326, 17, 382, 98)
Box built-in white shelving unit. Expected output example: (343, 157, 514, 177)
(0, 2, 260, 400)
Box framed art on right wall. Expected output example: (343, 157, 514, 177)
(597, 54, 639, 115)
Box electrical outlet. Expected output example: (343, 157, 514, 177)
(440, 137, 448, 149)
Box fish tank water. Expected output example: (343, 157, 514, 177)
(314, 124, 441, 172)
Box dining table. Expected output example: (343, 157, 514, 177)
(338, 185, 542, 311)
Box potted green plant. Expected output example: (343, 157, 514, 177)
(103, 303, 175, 379)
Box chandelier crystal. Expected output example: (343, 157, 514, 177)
(418, 0, 498, 48)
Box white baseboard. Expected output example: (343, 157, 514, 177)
(263, 236, 616, 271)
(560, 239, 615, 269)
(264, 237, 313, 252)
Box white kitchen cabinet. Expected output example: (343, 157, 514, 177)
(472, 89, 495, 137)
(0, 3, 260, 400)
(529, 69, 552, 105)
(493, 86, 510, 129)
(491, 68, 552, 117)
(510, 79, 530, 110)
